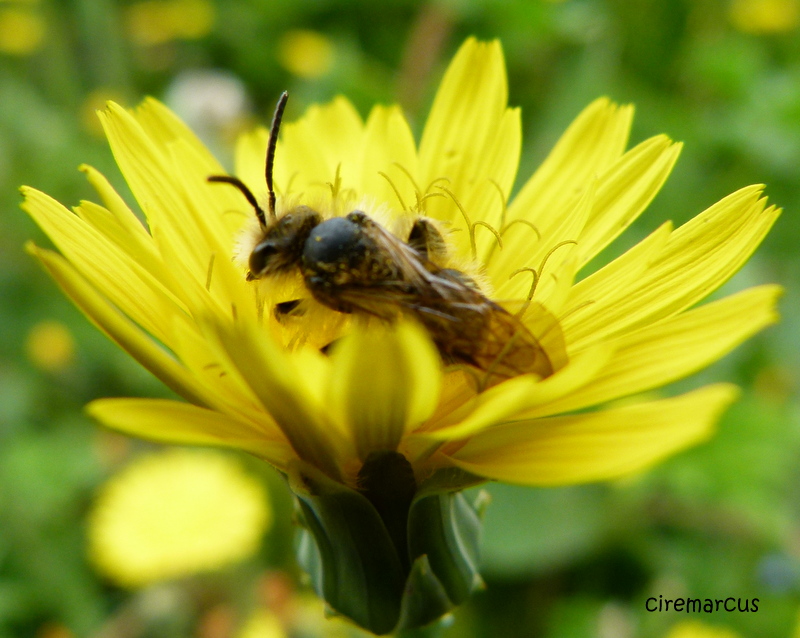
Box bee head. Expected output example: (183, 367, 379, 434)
(248, 207, 322, 280)
(207, 91, 300, 281)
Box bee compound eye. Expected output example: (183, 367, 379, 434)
(248, 242, 278, 276)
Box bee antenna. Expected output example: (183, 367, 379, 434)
(266, 91, 289, 221)
(207, 175, 268, 228)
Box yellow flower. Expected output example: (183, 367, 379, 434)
(22, 37, 780, 632)
(238, 609, 287, 638)
(729, 0, 799, 33)
(88, 448, 270, 588)
(277, 30, 335, 79)
(665, 620, 741, 638)
(22, 36, 779, 488)
(25, 319, 75, 372)
(0, 6, 45, 56)
(124, 0, 214, 46)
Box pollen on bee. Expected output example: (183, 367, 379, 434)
(233, 214, 263, 270)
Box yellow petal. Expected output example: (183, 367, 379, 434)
(166, 137, 256, 313)
(420, 374, 539, 441)
(439, 104, 521, 262)
(164, 314, 283, 434)
(560, 221, 672, 341)
(526, 285, 781, 417)
(27, 244, 210, 407)
(201, 315, 345, 480)
(358, 104, 418, 212)
(274, 96, 363, 204)
(78, 165, 197, 308)
(469, 107, 523, 261)
(166, 136, 249, 253)
(562, 186, 780, 348)
(234, 126, 271, 201)
(418, 39, 519, 229)
(494, 178, 595, 303)
(447, 384, 739, 485)
(73, 199, 174, 292)
(87, 398, 293, 467)
(30, 241, 258, 425)
(576, 136, 682, 266)
(420, 344, 611, 441)
(133, 97, 224, 173)
(506, 98, 633, 243)
(23, 188, 183, 345)
(419, 38, 506, 178)
(517, 300, 571, 372)
(89, 125, 258, 330)
(98, 102, 218, 275)
(151, 230, 254, 332)
(79, 164, 153, 244)
(328, 321, 440, 461)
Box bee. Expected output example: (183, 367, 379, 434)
(209, 92, 563, 385)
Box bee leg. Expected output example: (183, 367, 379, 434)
(407, 218, 447, 262)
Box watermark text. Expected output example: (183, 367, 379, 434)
(645, 596, 759, 613)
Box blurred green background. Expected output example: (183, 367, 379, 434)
(1, 0, 798, 636)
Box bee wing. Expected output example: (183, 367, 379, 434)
(463, 302, 558, 383)
(496, 300, 569, 372)
(319, 285, 416, 320)
(316, 216, 568, 385)
(360, 218, 461, 297)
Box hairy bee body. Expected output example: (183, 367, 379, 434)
(247, 206, 556, 382)
(209, 92, 560, 385)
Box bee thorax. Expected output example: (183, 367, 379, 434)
(301, 216, 366, 267)
(299, 215, 404, 316)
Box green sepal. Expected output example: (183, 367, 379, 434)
(394, 554, 453, 632)
(289, 462, 488, 635)
(289, 460, 406, 635)
(407, 470, 487, 607)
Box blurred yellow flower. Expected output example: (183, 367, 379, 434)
(238, 609, 287, 638)
(277, 30, 334, 79)
(25, 320, 75, 372)
(729, 0, 799, 33)
(125, 0, 214, 46)
(88, 448, 270, 588)
(665, 620, 741, 638)
(0, 6, 44, 55)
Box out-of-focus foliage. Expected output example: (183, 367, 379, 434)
(1, 1, 798, 637)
